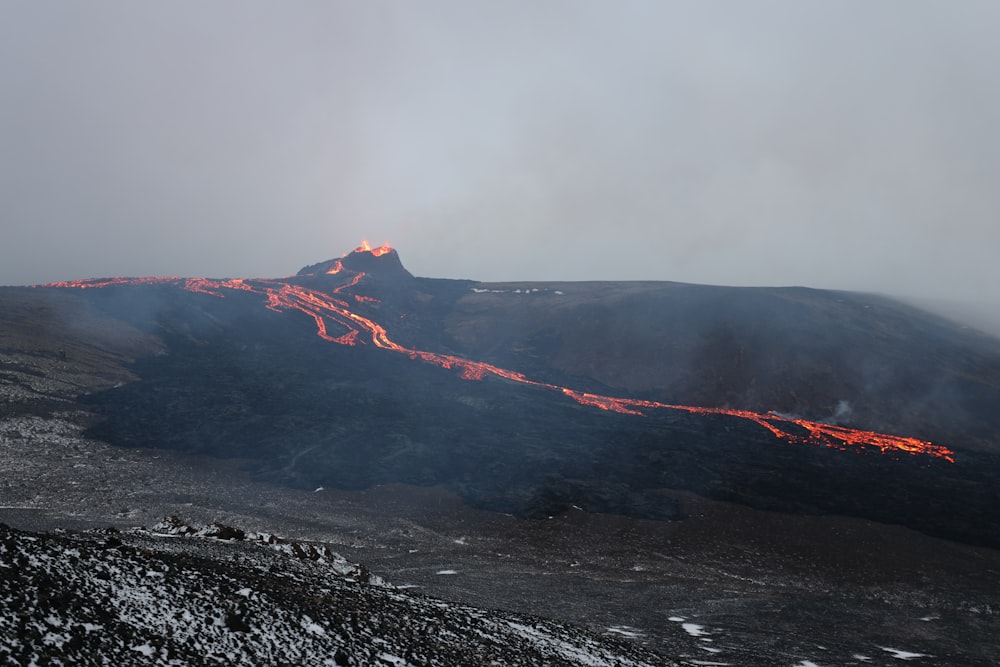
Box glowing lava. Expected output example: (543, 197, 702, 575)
(39, 251, 956, 464)
(354, 240, 392, 257)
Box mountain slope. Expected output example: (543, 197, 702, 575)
(23, 245, 994, 547)
(0, 520, 668, 666)
(3, 244, 1000, 665)
(443, 279, 1000, 452)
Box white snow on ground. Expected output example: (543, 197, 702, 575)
(682, 623, 709, 637)
(436, 569, 459, 575)
(880, 646, 929, 660)
(500, 621, 657, 667)
(470, 287, 566, 296)
(606, 625, 643, 638)
(792, 661, 821, 667)
(853, 655, 872, 662)
(0, 521, 670, 666)
(668, 616, 686, 622)
(301, 616, 326, 635)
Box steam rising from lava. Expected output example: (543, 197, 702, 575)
(40, 244, 956, 463)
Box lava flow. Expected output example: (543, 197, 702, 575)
(354, 239, 392, 256)
(40, 245, 956, 463)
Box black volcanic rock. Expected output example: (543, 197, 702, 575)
(443, 281, 1000, 452)
(0, 521, 669, 666)
(297, 246, 414, 282)
(6, 250, 1000, 549)
(343, 246, 412, 278)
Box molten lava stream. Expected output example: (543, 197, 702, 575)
(256, 278, 955, 463)
(41, 262, 956, 464)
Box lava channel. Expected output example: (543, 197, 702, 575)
(40, 247, 956, 463)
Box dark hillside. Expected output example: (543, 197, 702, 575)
(15, 247, 993, 548)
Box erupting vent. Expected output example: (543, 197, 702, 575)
(42, 244, 956, 463)
(353, 239, 392, 256)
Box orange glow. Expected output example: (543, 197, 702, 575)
(555, 392, 955, 462)
(41, 267, 956, 463)
(39, 276, 179, 290)
(325, 260, 344, 275)
(333, 271, 365, 294)
(354, 240, 392, 256)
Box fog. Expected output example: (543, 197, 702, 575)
(2, 1, 999, 333)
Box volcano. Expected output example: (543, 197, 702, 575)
(9, 243, 998, 549)
(5, 243, 1000, 665)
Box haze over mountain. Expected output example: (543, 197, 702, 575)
(3, 2, 1000, 338)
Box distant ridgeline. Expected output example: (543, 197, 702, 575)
(34, 242, 1000, 547)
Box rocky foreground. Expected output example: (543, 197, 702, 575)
(0, 518, 672, 666)
(3, 252, 999, 665)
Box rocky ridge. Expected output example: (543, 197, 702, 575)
(0, 518, 670, 666)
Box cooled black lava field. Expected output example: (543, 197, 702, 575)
(2, 245, 998, 665)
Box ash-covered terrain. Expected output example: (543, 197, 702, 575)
(0, 518, 668, 666)
(2, 244, 999, 665)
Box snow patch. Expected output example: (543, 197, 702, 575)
(301, 616, 326, 635)
(470, 287, 566, 296)
(880, 647, 929, 660)
(502, 621, 645, 666)
(605, 625, 643, 638)
(682, 623, 708, 637)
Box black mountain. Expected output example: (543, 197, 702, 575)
(24, 247, 1000, 548)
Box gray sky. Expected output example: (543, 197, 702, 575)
(2, 1, 999, 330)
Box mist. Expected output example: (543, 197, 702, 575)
(2, 1, 999, 333)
